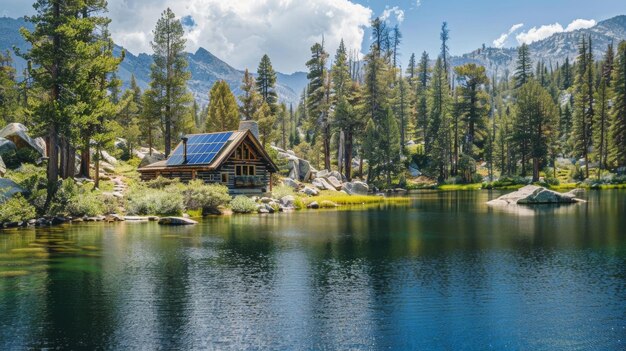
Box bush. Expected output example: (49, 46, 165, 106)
(397, 173, 407, 188)
(0, 194, 36, 223)
(230, 195, 258, 213)
(146, 176, 181, 189)
(182, 180, 231, 214)
(319, 200, 338, 208)
(127, 186, 184, 215)
(272, 184, 295, 199)
(65, 192, 105, 217)
(293, 196, 306, 210)
(1, 148, 41, 169)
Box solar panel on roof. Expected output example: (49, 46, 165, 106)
(166, 131, 234, 166)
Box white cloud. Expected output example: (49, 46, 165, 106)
(381, 6, 405, 23)
(106, 0, 372, 73)
(516, 18, 596, 45)
(492, 23, 524, 48)
(565, 18, 597, 31)
(416, 0, 422, 8)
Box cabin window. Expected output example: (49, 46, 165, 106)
(234, 144, 256, 160)
(221, 173, 229, 183)
(235, 165, 256, 176)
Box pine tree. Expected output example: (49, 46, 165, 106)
(0, 50, 19, 124)
(239, 68, 261, 120)
(256, 54, 278, 115)
(602, 43, 615, 87)
(406, 53, 416, 82)
(514, 44, 533, 89)
(515, 80, 558, 181)
(611, 41, 626, 167)
(18, 0, 120, 200)
(394, 74, 410, 150)
(440, 22, 450, 78)
(594, 77, 611, 176)
(391, 25, 402, 68)
(454, 63, 490, 159)
(570, 36, 595, 178)
(277, 103, 289, 150)
(331, 39, 353, 175)
(149, 8, 191, 157)
(206, 80, 239, 132)
(427, 57, 451, 181)
(306, 41, 331, 169)
(562, 57, 573, 89)
(416, 52, 430, 145)
(254, 102, 276, 147)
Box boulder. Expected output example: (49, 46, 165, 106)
(307, 201, 319, 209)
(300, 186, 319, 196)
(0, 123, 46, 157)
(260, 197, 274, 203)
(287, 158, 300, 180)
(326, 176, 342, 190)
(282, 178, 299, 189)
(139, 153, 166, 168)
(487, 185, 582, 206)
(0, 137, 16, 155)
(0, 178, 25, 202)
(280, 195, 296, 208)
(341, 181, 369, 195)
(258, 208, 270, 214)
(312, 177, 336, 191)
(298, 159, 314, 182)
(317, 170, 330, 179)
(158, 217, 198, 225)
(329, 171, 343, 181)
(99, 150, 118, 165)
(0, 155, 5, 177)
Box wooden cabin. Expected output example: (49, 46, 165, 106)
(138, 127, 279, 194)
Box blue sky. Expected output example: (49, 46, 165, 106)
(359, 0, 626, 61)
(1, 0, 625, 73)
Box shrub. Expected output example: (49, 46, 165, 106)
(127, 186, 184, 215)
(182, 180, 231, 214)
(0, 194, 36, 223)
(272, 184, 295, 199)
(293, 196, 306, 210)
(230, 195, 258, 213)
(65, 192, 105, 217)
(398, 173, 407, 188)
(319, 200, 338, 208)
(146, 176, 181, 189)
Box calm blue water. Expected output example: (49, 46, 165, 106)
(0, 190, 625, 350)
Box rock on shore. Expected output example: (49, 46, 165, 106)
(487, 185, 583, 206)
(158, 217, 198, 225)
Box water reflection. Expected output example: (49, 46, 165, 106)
(0, 190, 625, 350)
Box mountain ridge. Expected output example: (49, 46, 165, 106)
(2, 15, 626, 106)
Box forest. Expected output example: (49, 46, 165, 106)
(1, 0, 626, 210)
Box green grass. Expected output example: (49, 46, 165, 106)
(300, 191, 410, 207)
(437, 183, 483, 191)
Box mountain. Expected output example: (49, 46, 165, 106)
(451, 15, 626, 78)
(0, 16, 307, 107)
(2, 15, 626, 105)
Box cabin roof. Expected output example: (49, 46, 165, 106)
(138, 129, 279, 173)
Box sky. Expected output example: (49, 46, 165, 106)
(1, 0, 626, 73)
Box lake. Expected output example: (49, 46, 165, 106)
(1, 190, 625, 350)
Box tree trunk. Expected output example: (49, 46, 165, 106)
(165, 105, 171, 157)
(94, 147, 100, 189)
(79, 147, 90, 178)
(345, 130, 353, 181)
(46, 126, 59, 207)
(532, 157, 540, 182)
(323, 123, 331, 171)
(337, 130, 345, 176)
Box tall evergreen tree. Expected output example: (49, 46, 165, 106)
(454, 63, 490, 159)
(594, 77, 611, 176)
(256, 54, 278, 114)
(206, 80, 239, 132)
(0, 50, 19, 124)
(306, 41, 331, 169)
(571, 36, 595, 178)
(149, 8, 191, 157)
(239, 69, 261, 120)
(440, 22, 450, 78)
(416, 51, 430, 145)
(515, 81, 558, 181)
(611, 41, 626, 167)
(514, 43, 533, 89)
(427, 57, 451, 181)
(254, 102, 276, 147)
